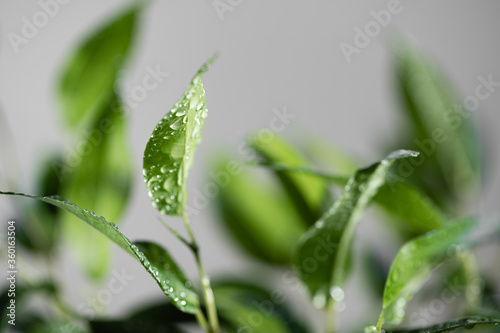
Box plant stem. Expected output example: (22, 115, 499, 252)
(324, 300, 337, 333)
(182, 213, 220, 333)
(459, 250, 481, 313)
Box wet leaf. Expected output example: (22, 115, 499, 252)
(58, 6, 139, 129)
(294, 150, 418, 308)
(0, 191, 200, 314)
(381, 316, 500, 333)
(143, 55, 217, 216)
(376, 219, 475, 330)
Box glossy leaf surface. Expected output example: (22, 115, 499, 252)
(143, 56, 216, 216)
(0, 191, 199, 314)
(294, 150, 418, 307)
(376, 219, 475, 330)
(382, 317, 500, 333)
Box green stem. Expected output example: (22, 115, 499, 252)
(459, 250, 481, 313)
(182, 213, 220, 333)
(324, 300, 337, 333)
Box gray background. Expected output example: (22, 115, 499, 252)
(1, 0, 499, 331)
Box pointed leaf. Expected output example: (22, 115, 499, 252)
(215, 163, 306, 264)
(395, 44, 481, 197)
(294, 150, 418, 307)
(382, 317, 500, 333)
(58, 6, 139, 129)
(60, 97, 133, 279)
(376, 219, 475, 330)
(249, 134, 329, 224)
(143, 55, 217, 216)
(0, 191, 199, 314)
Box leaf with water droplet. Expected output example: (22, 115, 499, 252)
(294, 150, 418, 306)
(376, 219, 475, 331)
(143, 55, 217, 216)
(0, 191, 199, 314)
(133, 241, 199, 314)
(58, 5, 139, 130)
(383, 316, 500, 333)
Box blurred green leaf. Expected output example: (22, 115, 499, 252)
(382, 317, 500, 333)
(254, 162, 445, 235)
(90, 301, 195, 333)
(58, 6, 138, 129)
(0, 191, 200, 314)
(374, 181, 445, 235)
(28, 321, 88, 333)
(1, 282, 57, 331)
(394, 44, 481, 200)
(213, 281, 308, 333)
(16, 155, 64, 253)
(376, 219, 475, 330)
(143, 55, 216, 216)
(61, 97, 132, 280)
(294, 150, 418, 308)
(215, 165, 306, 264)
(249, 135, 329, 224)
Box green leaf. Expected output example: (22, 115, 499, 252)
(376, 219, 475, 330)
(143, 55, 217, 216)
(58, 6, 138, 129)
(28, 321, 88, 333)
(133, 241, 199, 313)
(60, 97, 132, 279)
(374, 181, 445, 235)
(294, 150, 418, 308)
(215, 164, 307, 264)
(394, 43, 481, 198)
(382, 317, 500, 333)
(213, 281, 308, 333)
(0, 191, 200, 314)
(249, 135, 329, 224)
(90, 301, 195, 333)
(254, 162, 445, 235)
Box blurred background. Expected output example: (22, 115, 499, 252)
(1, 1, 499, 332)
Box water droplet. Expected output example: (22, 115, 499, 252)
(330, 286, 344, 302)
(363, 326, 378, 333)
(170, 118, 183, 130)
(176, 110, 186, 117)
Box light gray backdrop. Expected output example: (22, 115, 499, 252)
(1, 1, 499, 332)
